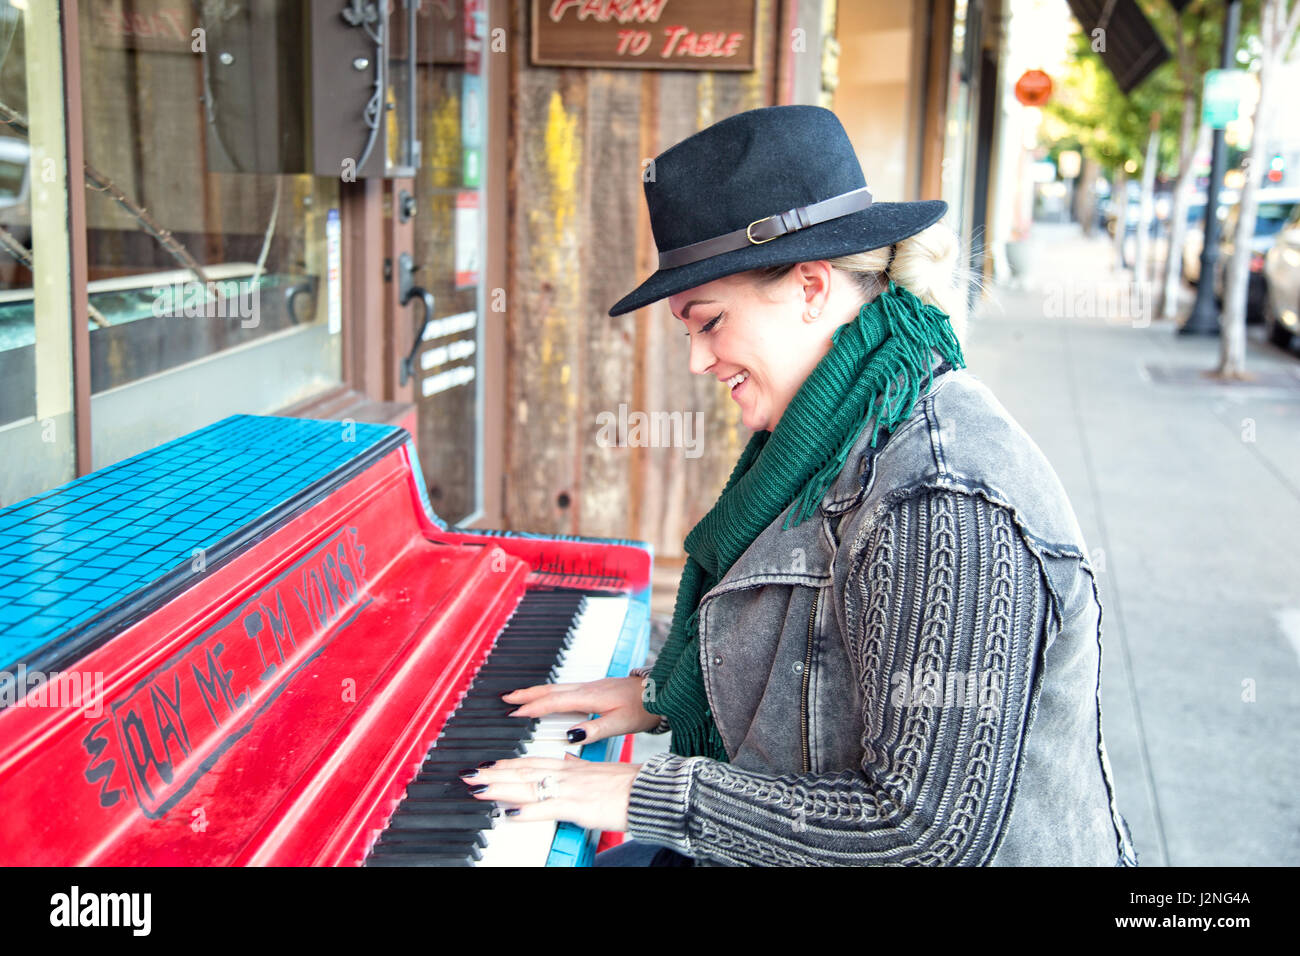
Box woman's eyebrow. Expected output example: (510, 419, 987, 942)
(676, 299, 717, 321)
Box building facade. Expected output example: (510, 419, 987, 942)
(2, 0, 997, 559)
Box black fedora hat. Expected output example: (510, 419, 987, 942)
(608, 105, 947, 317)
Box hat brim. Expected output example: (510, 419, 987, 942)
(607, 199, 948, 317)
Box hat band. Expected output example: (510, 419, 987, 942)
(656, 186, 874, 270)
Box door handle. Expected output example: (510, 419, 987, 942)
(399, 285, 436, 387)
(284, 280, 315, 325)
(397, 252, 435, 388)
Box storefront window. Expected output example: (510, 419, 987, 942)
(77, 0, 342, 468)
(408, 0, 487, 524)
(0, 1, 78, 506)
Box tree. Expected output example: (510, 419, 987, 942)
(1217, 0, 1300, 378)
(1044, 25, 1183, 289)
(1044, 0, 1261, 325)
(1153, 0, 1224, 321)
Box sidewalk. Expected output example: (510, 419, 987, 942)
(968, 221, 1300, 866)
(635, 222, 1300, 866)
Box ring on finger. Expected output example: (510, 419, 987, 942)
(535, 774, 558, 802)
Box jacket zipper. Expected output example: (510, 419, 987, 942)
(800, 589, 819, 773)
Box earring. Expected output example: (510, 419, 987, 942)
(806, 306, 820, 321)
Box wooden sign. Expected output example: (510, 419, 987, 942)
(532, 0, 757, 70)
(92, 0, 198, 53)
(1014, 69, 1053, 107)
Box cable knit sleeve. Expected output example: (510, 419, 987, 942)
(624, 489, 1051, 865)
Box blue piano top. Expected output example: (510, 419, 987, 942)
(0, 415, 401, 670)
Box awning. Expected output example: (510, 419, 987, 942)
(1066, 0, 1171, 94)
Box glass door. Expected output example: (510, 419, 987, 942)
(397, 0, 487, 525)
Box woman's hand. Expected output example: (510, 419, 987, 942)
(461, 757, 640, 832)
(502, 676, 661, 743)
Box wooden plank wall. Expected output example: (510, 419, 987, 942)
(504, 0, 782, 558)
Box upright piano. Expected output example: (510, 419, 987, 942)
(0, 415, 653, 866)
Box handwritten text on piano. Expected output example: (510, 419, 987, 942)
(81, 527, 371, 819)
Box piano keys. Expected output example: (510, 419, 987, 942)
(0, 415, 652, 866)
(367, 591, 632, 867)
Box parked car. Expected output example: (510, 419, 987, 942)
(1213, 189, 1300, 323)
(1262, 202, 1300, 349)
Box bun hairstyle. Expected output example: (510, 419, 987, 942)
(749, 220, 974, 349)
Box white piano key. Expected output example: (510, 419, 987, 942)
(474, 595, 629, 867)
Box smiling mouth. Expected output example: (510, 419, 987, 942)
(725, 371, 749, 391)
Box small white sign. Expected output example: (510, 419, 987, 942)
(326, 208, 342, 334)
(421, 310, 477, 342)
(455, 191, 480, 288)
(420, 337, 477, 371)
(422, 364, 476, 397)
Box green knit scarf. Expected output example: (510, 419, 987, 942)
(644, 279, 966, 760)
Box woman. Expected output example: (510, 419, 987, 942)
(460, 105, 1137, 866)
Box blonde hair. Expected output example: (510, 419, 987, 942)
(749, 220, 974, 349)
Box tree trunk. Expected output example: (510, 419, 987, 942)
(1161, 112, 1208, 320)
(1079, 155, 1099, 237)
(1134, 123, 1159, 296)
(1219, 0, 1284, 378)
(1113, 166, 1129, 271)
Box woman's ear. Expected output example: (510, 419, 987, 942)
(796, 261, 832, 321)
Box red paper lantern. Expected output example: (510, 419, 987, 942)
(1015, 69, 1053, 107)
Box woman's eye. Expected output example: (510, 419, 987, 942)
(683, 313, 724, 337)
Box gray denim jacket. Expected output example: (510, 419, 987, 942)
(628, 360, 1137, 866)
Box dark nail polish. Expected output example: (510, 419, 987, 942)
(469, 784, 489, 794)
(477, 760, 497, 769)
(566, 728, 587, 743)
(458, 768, 478, 778)
(505, 808, 521, 817)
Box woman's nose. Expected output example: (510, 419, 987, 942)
(688, 333, 715, 376)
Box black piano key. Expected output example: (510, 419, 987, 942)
(418, 749, 527, 773)
(379, 827, 488, 849)
(413, 768, 509, 783)
(420, 744, 524, 763)
(399, 791, 486, 804)
(439, 722, 535, 741)
(444, 694, 532, 707)
(451, 702, 529, 715)
(404, 779, 504, 799)
(365, 856, 474, 867)
(469, 677, 559, 691)
(388, 808, 495, 829)
(422, 743, 530, 759)
(370, 840, 484, 861)
(404, 784, 490, 800)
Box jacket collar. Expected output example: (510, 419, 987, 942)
(819, 352, 956, 515)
